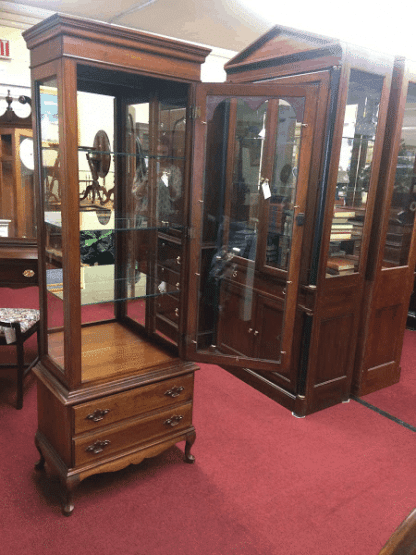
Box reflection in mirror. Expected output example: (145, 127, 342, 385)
(382, 82, 416, 268)
(326, 70, 383, 277)
(266, 97, 305, 270)
(39, 79, 65, 371)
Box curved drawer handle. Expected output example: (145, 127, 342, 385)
(164, 386, 184, 398)
(164, 415, 184, 427)
(85, 439, 110, 454)
(86, 408, 110, 422)
(23, 269, 35, 278)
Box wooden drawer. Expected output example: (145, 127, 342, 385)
(157, 293, 180, 322)
(74, 401, 193, 466)
(158, 239, 182, 270)
(73, 373, 194, 434)
(0, 258, 38, 285)
(157, 265, 180, 290)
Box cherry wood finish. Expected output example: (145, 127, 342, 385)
(0, 245, 38, 287)
(24, 14, 208, 515)
(378, 509, 416, 555)
(219, 25, 395, 415)
(352, 59, 416, 396)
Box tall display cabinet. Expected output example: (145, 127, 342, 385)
(352, 58, 416, 395)
(198, 25, 396, 415)
(25, 15, 413, 514)
(23, 14, 210, 515)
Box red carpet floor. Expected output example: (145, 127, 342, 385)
(0, 287, 415, 554)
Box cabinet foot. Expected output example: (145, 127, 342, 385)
(184, 431, 196, 463)
(61, 476, 79, 517)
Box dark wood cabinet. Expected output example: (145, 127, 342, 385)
(24, 16, 416, 514)
(352, 58, 416, 395)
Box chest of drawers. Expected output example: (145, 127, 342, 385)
(34, 360, 197, 515)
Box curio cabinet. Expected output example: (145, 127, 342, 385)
(24, 16, 415, 514)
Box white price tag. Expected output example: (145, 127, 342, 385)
(262, 181, 271, 199)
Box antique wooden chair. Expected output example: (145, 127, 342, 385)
(0, 308, 40, 409)
(378, 509, 416, 555)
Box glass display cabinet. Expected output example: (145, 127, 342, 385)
(25, 15, 414, 514)
(0, 92, 38, 287)
(23, 14, 210, 515)
(215, 25, 396, 415)
(352, 57, 416, 395)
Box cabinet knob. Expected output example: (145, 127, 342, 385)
(86, 408, 110, 422)
(248, 328, 253, 334)
(175, 308, 179, 317)
(164, 386, 184, 398)
(85, 439, 110, 454)
(23, 269, 35, 278)
(253, 330, 259, 336)
(164, 415, 184, 427)
(176, 256, 181, 265)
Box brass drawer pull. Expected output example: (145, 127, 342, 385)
(175, 308, 179, 317)
(23, 269, 35, 278)
(86, 409, 110, 422)
(85, 439, 110, 454)
(164, 386, 184, 398)
(176, 256, 181, 265)
(232, 270, 238, 278)
(164, 415, 183, 427)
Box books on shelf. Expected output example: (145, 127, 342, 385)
(330, 232, 352, 241)
(326, 256, 355, 276)
(333, 210, 356, 219)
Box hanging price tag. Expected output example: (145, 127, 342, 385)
(262, 181, 271, 199)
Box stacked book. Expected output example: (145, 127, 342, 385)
(326, 256, 355, 276)
(330, 210, 355, 241)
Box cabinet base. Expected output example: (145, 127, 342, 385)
(34, 428, 196, 516)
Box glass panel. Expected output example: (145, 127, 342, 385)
(225, 98, 267, 262)
(267, 97, 305, 270)
(326, 70, 383, 277)
(382, 81, 416, 267)
(77, 90, 116, 324)
(39, 79, 65, 370)
(195, 94, 296, 362)
(19, 134, 36, 239)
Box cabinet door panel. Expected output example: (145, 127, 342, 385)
(187, 82, 318, 373)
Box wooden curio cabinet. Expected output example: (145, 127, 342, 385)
(200, 25, 396, 416)
(23, 14, 210, 515)
(352, 58, 416, 395)
(24, 15, 415, 514)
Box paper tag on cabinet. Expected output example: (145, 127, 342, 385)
(262, 181, 271, 199)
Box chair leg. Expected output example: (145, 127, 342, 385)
(16, 341, 25, 410)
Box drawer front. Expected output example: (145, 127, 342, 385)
(74, 401, 193, 466)
(157, 293, 180, 321)
(0, 260, 38, 285)
(158, 239, 182, 270)
(157, 265, 180, 291)
(73, 373, 194, 434)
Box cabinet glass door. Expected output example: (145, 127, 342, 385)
(186, 83, 318, 373)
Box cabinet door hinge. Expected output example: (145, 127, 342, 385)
(189, 106, 201, 120)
